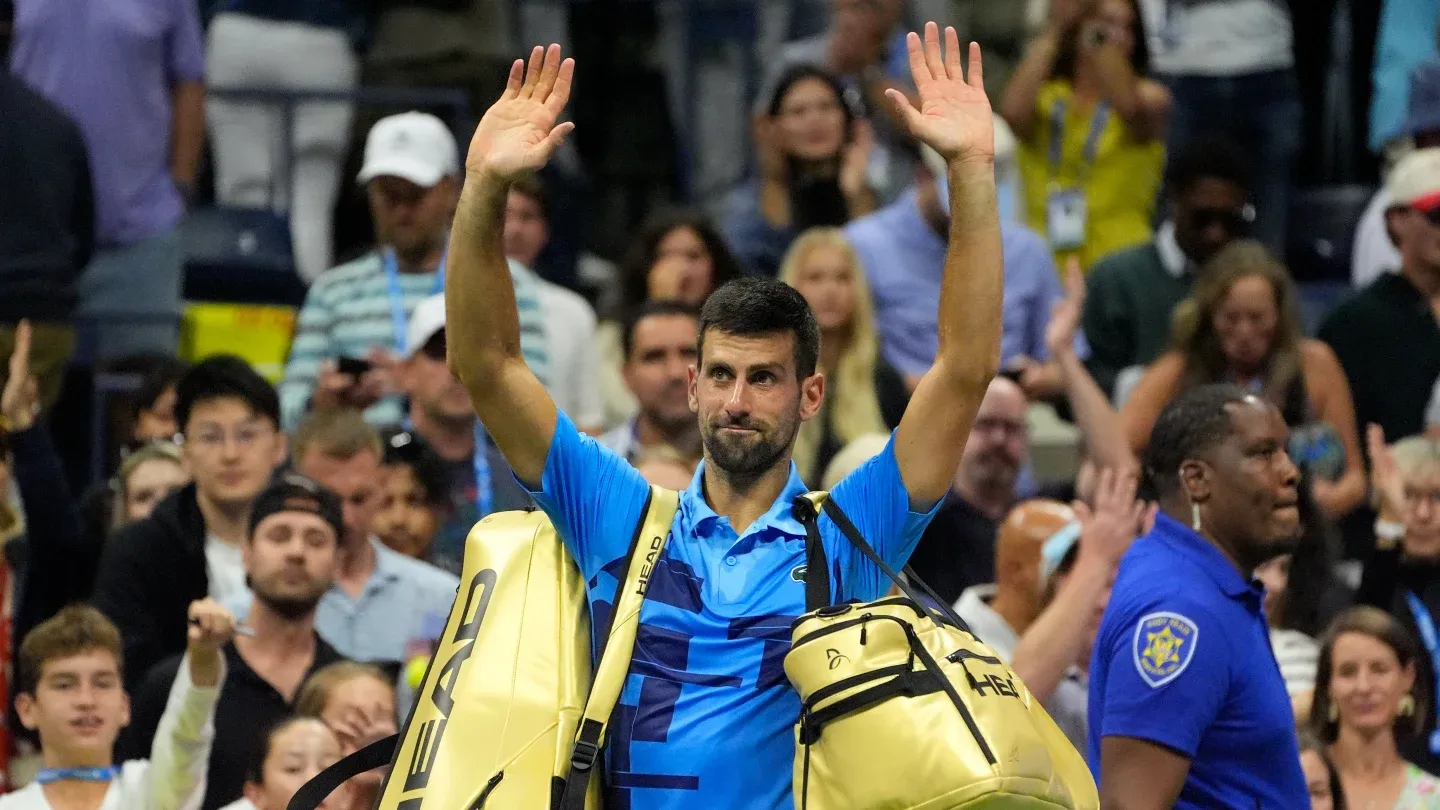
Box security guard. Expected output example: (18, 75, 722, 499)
(1088, 384, 1307, 807)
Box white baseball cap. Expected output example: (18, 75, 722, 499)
(404, 293, 447, 359)
(1389, 147, 1440, 214)
(358, 112, 460, 188)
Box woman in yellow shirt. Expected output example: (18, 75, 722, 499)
(1001, 0, 1169, 271)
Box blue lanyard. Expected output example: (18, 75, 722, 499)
(1048, 97, 1111, 184)
(36, 766, 120, 784)
(381, 247, 447, 356)
(1403, 591, 1440, 754)
(401, 417, 493, 519)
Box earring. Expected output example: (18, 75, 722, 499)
(1328, 702, 1339, 723)
(1191, 502, 1202, 532)
(1401, 694, 1416, 717)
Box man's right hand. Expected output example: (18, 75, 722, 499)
(312, 361, 382, 413)
(465, 44, 576, 183)
(2, 320, 39, 433)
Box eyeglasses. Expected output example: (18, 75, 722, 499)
(180, 422, 275, 453)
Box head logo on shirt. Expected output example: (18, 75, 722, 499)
(1132, 612, 1198, 688)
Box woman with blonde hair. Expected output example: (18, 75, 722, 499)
(294, 662, 398, 810)
(778, 227, 908, 483)
(110, 440, 189, 528)
(1312, 607, 1440, 809)
(1119, 240, 1366, 519)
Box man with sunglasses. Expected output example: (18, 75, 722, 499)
(1081, 134, 1253, 403)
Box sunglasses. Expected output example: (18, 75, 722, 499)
(1186, 204, 1256, 234)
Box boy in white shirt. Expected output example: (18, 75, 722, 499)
(2, 601, 234, 810)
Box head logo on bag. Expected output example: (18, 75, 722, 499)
(398, 568, 496, 796)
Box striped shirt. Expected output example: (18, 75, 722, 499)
(279, 252, 550, 430)
(1269, 628, 1319, 697)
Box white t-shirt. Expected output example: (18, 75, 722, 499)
(1270, 628, 1320, 697)
(0, 656, 222, 810)
(536, 278, 603, 430)
(204, 534, 248, 606)
(1139, 0, 1293, 77)
(1353, 187, 1401, 289)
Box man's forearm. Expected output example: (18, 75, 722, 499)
(170, 81, 206, 197)
(1011, 557, 1111, 701)
(936, 162, 1004, 384)
(1059, 351, 1135, 474)
(447, 174, 525, 384)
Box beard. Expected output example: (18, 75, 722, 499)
(968, 449, 1021, 491)
(701, 411, 799, 484)
(251, 573, 326, 620)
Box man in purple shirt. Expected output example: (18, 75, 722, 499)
(845, 141, 1079, 401)
(10, 0, 205, 359)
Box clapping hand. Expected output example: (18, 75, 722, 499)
(1368, 423, 1407, 523)
(1074, 468, 1150, 569)
(2, 320, 40, 433)
(887, 23, 994, 168)
(466, 44, 575, 181)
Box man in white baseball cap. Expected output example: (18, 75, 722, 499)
(278, 112, 462, 431)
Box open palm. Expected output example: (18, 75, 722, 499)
(466, 44, 576, 180)
(887, 23, 994, 165)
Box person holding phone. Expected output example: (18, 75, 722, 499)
(1000, 0, 1169, 271)
(724, 64, 877, 276)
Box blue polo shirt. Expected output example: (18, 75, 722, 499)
(1087, 513, 1306, 808)
(524, 411, 939, 810)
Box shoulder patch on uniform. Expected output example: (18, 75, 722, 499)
(1132, 611, 1199, 688)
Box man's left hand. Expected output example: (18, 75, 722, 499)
(886, 23, 994, 168)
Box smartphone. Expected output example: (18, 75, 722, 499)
(337, 356, 373, 377)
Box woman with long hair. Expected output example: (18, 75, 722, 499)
(1000, 0, 1167, 269)
(230, 717, 356, 810)
(110, 441, 189, 528)
(1120, 240, 1367, 519)
(596, 210, 744, 431)
(725, 64, 876, 277)
(1312, 607, 1440, 809)
(778, 227, 907, 483)
(295, 662, 398, 810)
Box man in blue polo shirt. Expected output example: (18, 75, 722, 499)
(446, 30, 1005, 809)
(1088, 383, 1308, 808)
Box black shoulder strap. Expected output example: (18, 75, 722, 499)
(287, 735, 396, 810)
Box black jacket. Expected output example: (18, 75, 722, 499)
(90, 484, 209, 689)
(0, 73, 93, 322)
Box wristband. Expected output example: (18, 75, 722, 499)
(1376, 519, 1407, 550)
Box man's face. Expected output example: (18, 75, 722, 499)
(1400, 469, 1440, 558)
(958, 379, 1029, 493)
(402, 333, 473, 425)
(297, 449, 382, 548)
(245, 511, 338, 619)
(1388, 202, 1440, 274)
(182, 398, 286, 511)
(1171, 178, 1250, 268)
(16, 650, 129, 762)
(502, 189, 548, 268)
(625, 315, 699, 431)
(690, 329, 822, 480)
(373, 464, 445, 560)
(368, 175, 457, 263)
(831, 0, 889, 53)
(1186, 399, 1301, 568)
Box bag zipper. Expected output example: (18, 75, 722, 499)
(946, 649, 1003, 666)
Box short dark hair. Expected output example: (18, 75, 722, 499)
(1164, 134, 1252, 198)
(246, 716, 329, 786)
(126, 355, 190, 420)
(509, 172, 547, 220)
(174, 356, 280, 432)
(1141, 383, 1252, 500)
(617, 209, 744, 314)
(698, 277, 820, 379)
(621, 299, 700, 361)
(380, 429, 451, 507)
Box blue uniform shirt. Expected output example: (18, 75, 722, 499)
(524, 411, 940, 810)
(1087, 512, 1306, 808)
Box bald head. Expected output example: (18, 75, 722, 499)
(995, 499, 1076, 623)
(958, 377, 1029, 496)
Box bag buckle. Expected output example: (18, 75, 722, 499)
(570, 739, 601, 774)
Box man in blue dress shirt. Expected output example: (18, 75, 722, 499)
(446, 28, 1005, 810)
(1088, 383, 1309, 808)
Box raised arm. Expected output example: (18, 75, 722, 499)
(447, 45, 576, 485)
(887, 24, 1005, 506)
(141, 600, 232, 810)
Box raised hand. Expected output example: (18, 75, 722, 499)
(887, 23, 994, 167)
(186, 597, 238, 687)
(838, 119, 875, 199)
(1075, 467, 1147, 568)
(1368, 423, 1407, 522)
(1044, 257, 1086, 359)
(465, 44, 576, 180)
(2, 320, 40, 433)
